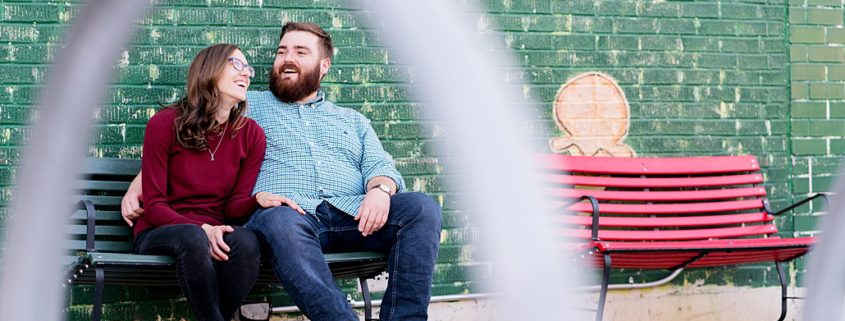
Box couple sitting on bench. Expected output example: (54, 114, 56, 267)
(120, 22, 442, 321)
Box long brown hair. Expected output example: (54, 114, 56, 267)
(167, 43, 248, 150)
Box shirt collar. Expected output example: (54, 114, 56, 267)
(277, 90, 325, 109)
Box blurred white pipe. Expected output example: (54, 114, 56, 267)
(354, 1, 586, 320)
(0, 1, 149, 321)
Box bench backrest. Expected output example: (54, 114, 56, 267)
(68, 158, 140, 254)
(538, 154, 777, 242)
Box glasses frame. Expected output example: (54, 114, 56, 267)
(228, 57, 255, 78)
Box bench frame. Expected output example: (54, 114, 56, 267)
(541, 154, 826, 321)
(66, 158, 387, 321)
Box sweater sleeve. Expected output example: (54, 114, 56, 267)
(222, 121, 267, 220)
(141, 110, 205, 227)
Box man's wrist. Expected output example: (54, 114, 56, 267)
(369, 183, 393, 196)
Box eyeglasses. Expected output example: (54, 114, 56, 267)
(228, 57, 255, 78)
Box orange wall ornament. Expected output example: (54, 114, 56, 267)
(549, 72, 636, 157)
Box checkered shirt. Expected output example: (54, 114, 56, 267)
(246, 90, 405, 216)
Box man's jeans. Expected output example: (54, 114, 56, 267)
(246, 192, 442, 321)
(133, 225, 262, 321)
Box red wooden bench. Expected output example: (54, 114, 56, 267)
(539, 154, 827, 321)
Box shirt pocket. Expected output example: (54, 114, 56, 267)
(318, 120, 362, 165)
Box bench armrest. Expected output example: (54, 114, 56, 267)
(559, 195, 601, 241)
(765, 193, 829, 216)
(77, 200, 97, 252)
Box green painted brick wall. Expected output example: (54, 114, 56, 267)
(0, 0, 838, 320)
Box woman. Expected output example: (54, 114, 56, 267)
(131, 43, 301, 321)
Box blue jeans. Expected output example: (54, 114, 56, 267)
(132, 224, 262, 321)
(246, 192, 442, 321)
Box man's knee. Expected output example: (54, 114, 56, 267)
(396, 192, 442, 229)
(248, 207, 307, 229)
(247, 206, 312, 242)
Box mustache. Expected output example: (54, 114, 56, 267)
(279, 63, 300, 73)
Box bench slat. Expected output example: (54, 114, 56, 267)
(563, 224, 777, 241)
(565, 199, 765, 214)
(539, 154, 759, 175)
(545, 173, 764, 188)
(559, 212, 771, 228)
(75, 180, 131, 193)
(70, 210, 124, 222)
(550, 186, 767, 202)
(66, 225, 133, 237)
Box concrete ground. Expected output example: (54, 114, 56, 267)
(268, 285, 804, 321)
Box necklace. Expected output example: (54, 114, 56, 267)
(208, 121, 228, 161)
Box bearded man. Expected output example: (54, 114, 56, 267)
(122, 22, 442, 321)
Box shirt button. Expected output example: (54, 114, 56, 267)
(316, 160, 321, 165)
(305, 121, 310, 126)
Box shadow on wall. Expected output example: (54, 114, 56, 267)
(549, 72, 636, 157)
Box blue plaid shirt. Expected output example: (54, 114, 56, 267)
(246, 90, 405, 216)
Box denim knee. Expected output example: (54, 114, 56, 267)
(247, 206, 312, 243)
(225, 228, 261, 261)
(169, 225, 212, 262)
(401, 192, 442, 230)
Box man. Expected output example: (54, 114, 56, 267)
(122, 22, 442, 321)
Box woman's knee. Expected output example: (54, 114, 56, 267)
(168, 225, 212, 262)
(225, 228, 261, 259)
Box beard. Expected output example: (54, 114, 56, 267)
(268, 62, 322, 103)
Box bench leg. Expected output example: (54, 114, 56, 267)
(359, 276, 377, 321)
(596, 254, 611, 321)
(775, 261, 787, 321)
(92, 267, 104, 321)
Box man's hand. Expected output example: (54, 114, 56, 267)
(121, 172, 144, 227)
(355, 188, 391, 236)
(255, 192, 306, 214)
(201, 224, 234, 261)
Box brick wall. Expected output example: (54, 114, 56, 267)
(0, 0, 837, 320)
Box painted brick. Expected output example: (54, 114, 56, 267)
(698, 20, 738, 36)
(806, 7, 844, 25)
(789, 8, 807, 24)
(806, 0, 842, 5)
(793, 102, 827, 118)
(807, 46, 845, 62)
(792, 139, 828, 155)
(792, 82, 809, 99)
(790, 44, 809, 61)
(827, 28, 845, 44)
(830, 102, 845, 117)
(809, 83, 845, 98)
(791, 64, 826, 80)
(681, 3, 720, 18)
(828, 65, 845, 80)
(790, 26, 826, 43)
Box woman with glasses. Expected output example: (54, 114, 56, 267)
(129, 43, 301, 321)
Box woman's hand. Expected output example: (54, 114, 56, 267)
(121, 173, 144, 227)
(255, 192, 306, 214)
(201, 224, 234, 261)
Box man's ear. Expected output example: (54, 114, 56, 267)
(319, 57, 331, 78)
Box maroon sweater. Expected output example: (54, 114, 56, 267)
(134, 107, 267, 236)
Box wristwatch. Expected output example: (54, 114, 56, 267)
(371, 183, 393, 195)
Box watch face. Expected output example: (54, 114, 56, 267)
(377, 184, 391, 194)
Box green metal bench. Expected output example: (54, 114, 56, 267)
(66, 157, 387, 321)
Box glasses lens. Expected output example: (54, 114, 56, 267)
(230, 57, 244, 71)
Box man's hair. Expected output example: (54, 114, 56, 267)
(279, 22, 334, 59)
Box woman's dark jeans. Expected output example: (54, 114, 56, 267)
(133, 224, 261, 321)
